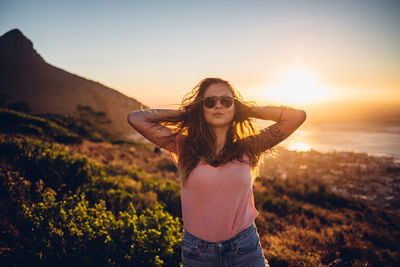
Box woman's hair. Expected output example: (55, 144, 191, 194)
(153, 77, 270, 186)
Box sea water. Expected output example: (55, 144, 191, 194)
(280, 122, 400, 162)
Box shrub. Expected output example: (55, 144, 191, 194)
(0, 108, 82, 144)
(156, 158, 177, 172)
(0, 136, 106, 192)
(156, 180, 182, 218)
(19, 191, 182, 266)
(0, 168, 37, 252)
(254, 192, 300, 217)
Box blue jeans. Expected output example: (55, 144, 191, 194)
(181, 223, 269, 267)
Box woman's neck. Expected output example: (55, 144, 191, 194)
(212, 126, 229, 155)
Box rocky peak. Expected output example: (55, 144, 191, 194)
(0, 28, 43, 60)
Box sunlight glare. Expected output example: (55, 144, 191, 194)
(262, 67, 331, 105)
(287, 142, 311, 152)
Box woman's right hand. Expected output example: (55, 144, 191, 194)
(234, 99, 256, 120)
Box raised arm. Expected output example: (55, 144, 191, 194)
(127, 109, 185, 153)
(245, 104, 307, 152)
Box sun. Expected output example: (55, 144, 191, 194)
(287, 142, 311, 152)
(260, 67, 331, 105)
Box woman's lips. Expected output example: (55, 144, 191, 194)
(212, 113, 224, 116)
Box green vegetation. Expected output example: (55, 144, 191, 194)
(0, 136, 105, 192)
(19, 192, 181, 266)
(0, 92, 153, 147)
(0, 136, 182, 266)
(0, 107, 82, 144)
(254, 192, 300, 217)
(0, 106, 399, 266)
(156, 158, 178, 172)
(253, 177, 400, 266)
(0, 103, 127, 144)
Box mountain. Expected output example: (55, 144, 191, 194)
(0, 29, 147, 138)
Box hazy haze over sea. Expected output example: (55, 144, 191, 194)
(281, 121, 400, 162)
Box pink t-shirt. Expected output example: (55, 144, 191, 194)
(169, 133, 259, 242)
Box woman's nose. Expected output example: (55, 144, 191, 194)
(214, 99, 223, 108)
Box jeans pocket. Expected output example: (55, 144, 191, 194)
(182, 239, 200, 258)
(235, 232, 260, 255)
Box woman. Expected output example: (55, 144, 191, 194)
(127, 77, 306, 266)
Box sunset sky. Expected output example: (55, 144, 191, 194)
(1, 0, 399, 109)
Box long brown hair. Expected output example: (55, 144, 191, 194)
(155, 77, 271, 186)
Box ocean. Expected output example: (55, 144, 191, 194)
(277, 122, 400, 162)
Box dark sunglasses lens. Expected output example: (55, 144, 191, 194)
(204, 97, 217, 108)
(203, 97, 233, 108)
(221, 97, 233, 107)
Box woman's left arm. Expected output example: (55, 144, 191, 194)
(248, 105, 307, 151)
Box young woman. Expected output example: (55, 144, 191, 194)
(127, 77, 306, 267)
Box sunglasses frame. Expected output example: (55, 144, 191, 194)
(202, 96, 234, 109)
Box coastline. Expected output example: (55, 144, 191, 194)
(260, 146, 400, 215)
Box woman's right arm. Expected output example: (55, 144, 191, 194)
(127, 109, 185, 153)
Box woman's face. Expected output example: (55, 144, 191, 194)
(202, 83, 235, 129)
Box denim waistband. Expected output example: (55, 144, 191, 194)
(183, 222, 257, 249)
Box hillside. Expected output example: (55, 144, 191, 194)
(0, 29, 147, 139)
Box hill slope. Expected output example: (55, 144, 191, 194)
(0, 29, 147, 138)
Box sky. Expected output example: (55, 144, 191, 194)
(1, 0, 399, 109)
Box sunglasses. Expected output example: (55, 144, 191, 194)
(203, 96, 234, 109)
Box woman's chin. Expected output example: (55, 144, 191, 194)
(207, 121, 231, 128)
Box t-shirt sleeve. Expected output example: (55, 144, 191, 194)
(168, 133, 183, 168)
